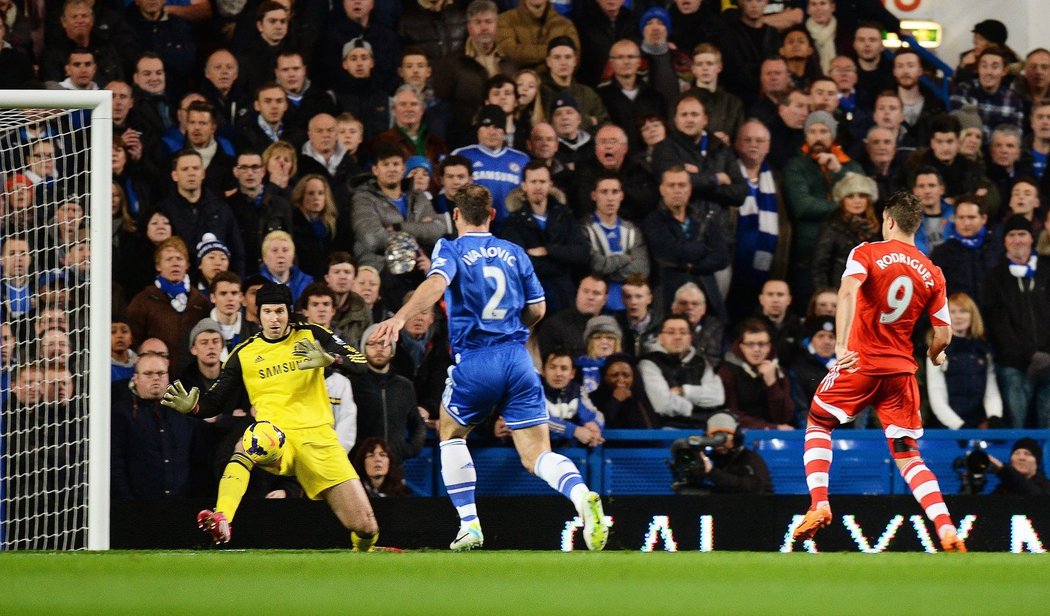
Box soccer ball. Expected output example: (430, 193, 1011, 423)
(242, 421, 286, 465)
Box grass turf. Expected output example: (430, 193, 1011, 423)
(1, 551, 1045, 615)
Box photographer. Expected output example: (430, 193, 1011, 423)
(670, 412, 773, 495)
(989, 438, 1050, 495)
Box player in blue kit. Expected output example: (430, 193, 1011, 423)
(370, 184, 609, 552)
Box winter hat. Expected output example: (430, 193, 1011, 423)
(804, 110, 838, 140)
(475, 103, 507, 129)
(1002, 214, 1033, 238)
(404, 156, 433, 177)
(196, 232, 231, 261)
(583, 315, 623, 344)
(832, 172, 879, 203)
(804, 315, 836, 339)
(972, 19, 1008, 46)
(256, 282, 293, 310)
(550, 90, 579, 113)
(547, 35, 577, 54)
(1012, 437, 1042, 467)
(189, 317, 222, 345)
(706, 411, 739, 435)
(950, 104, 983, 133)
(640, 7, 672, 36)
(5, 173, 31, 191)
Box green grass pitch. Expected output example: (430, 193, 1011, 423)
(1, 551, 1046, 615)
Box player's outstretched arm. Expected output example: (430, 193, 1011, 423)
(164, 353, 247, 418)
(372, 274, 448, 347)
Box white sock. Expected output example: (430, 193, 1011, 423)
(440, 438, 478, 525)
(533, 450, 588, 513)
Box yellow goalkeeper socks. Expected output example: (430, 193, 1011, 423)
(215, 452, 253, 522)
(351, 531, 378, 553)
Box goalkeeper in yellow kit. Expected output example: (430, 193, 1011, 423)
(162, 283, 379, 551)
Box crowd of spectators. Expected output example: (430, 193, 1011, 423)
(1, 0, 1049, 502)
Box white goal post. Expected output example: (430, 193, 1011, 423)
(0, 90, 111, 550)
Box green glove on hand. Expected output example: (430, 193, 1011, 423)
(161, 380, 200, 414)
(293, 338, 335, 369)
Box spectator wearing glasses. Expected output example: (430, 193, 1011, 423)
(718, 318, 795, 430)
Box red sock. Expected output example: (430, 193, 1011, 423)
(900, 458, 956, 538)
(803, 425, 833, 509)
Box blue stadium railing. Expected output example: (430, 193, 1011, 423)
(402, 429, 1049, 497)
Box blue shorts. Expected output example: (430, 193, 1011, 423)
(441, 344, 547, 430)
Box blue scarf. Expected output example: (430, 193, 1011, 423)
(575, 356, 606, 394)
(957, 226, 987, 250)
(1009, 253, 1038, 280)
(734, 162, 779, 280)
(155, 275, 190, 312)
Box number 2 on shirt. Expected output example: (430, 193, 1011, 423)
(879, 275, 913, 324)
(482, 266, 508, 320)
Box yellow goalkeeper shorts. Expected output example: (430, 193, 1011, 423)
(270, 425, 359, 499)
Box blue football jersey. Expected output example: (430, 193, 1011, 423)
(450, 144, 529, 222)
(428, 232, 545, 354)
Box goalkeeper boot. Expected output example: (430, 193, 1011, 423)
(940, 529, 967, 553)
(450, 520, 484, 551)
(197, 509, 231, 544)
(581, 491, 608, 551)
(792, 505, 833, 542)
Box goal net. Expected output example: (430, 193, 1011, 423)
(0, 91, 111, 550)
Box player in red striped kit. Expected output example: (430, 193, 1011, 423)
(793, 191, 966, 552)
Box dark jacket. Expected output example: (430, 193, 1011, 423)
(334, 76, 391, 142)
(572, 156, 659, 223)
(111, 387, 202, 499)
(930, 234, 1001, 301)
(982, 257, 1050, 371)
(159, 189, 247, 274)
(123, 6, 196, 96)
(715, 18, 781, 108)
(433, 49, 517, 148)
(283, 84, 339, 135)
(575, 4, 637, 86)
(537, 307, 594, 361)
(126, 283, 210, 371)
(227, 189, 295, 274)
(596, 79, 666, 159)
(704, 445, 775, 495)
(500, 197, 590, 314)
(810, 212, 882, 290)
(348, 369, 426, 464)
(291, 208, 352, 280)
(397, 1, 468, 62)
(717, 346, 795, 430)
(643, 202, 730, 319)
(236, 114, 307, 153)
(319, 9, 400, 93)
(391, 321, 453, 416)
(994, 465, 1050, 495)
(650, 128, 748, 240)
(369, 126, 449, 169)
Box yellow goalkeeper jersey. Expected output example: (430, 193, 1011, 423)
(198, 322, 366, 431)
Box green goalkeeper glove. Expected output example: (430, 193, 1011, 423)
(161, 381, 200, 415)
(293, 338, 335, 369)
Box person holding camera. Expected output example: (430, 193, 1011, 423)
(670, 412, 773, 495)
(988, 438, 1050, 495)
